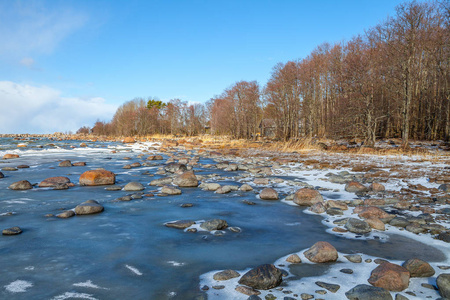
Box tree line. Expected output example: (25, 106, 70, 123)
(78, 1, 450, 146)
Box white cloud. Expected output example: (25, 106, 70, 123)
(19, 57, 36, 69)
(0, 2, 87, 57)
(0, 81, 118, 134)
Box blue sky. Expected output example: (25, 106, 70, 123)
(0, 0, 408, 133)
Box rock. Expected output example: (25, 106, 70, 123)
(16, 165, 29, 169)
(161, 186, 182, 195)
(3, 154, 19, 159)
(80, 142, 87, 147)
(75, 200, 104, 215)
(147, 155, 164, 160)
(72, 162, 86, 166)
(326, 200, 348, 210)
(53, 184, 69, 190)
(235, 285, 261, 296)
(9, 180, 33, 190)
(345, 284, 393, 300)
(389, 217, 410, 228)
(405, 223, 426, 234)
(254, 178, 269, 185)
(345, 255, 362, 263)
(300, 293, 314, 300)
(366, 218, 386, 231)
(149, 177, 173, 186)
(341, 268, 354, 274)
(2, 226, 22, 235)
(368, 262, 410, 291)
(164, 163, 187, 173)
(180, 203, 193, 208)
(240, 184, 254, 191)
(2, 167, 17, 171)
(173, 170, 199, 187)
(304, 241, 338, 263)
(165, 220, 195, 229)
(345, 218, 372, 234)
(79, 170, 115, 186)
(259, 188, 278, 200)
(123, 137, 136, 143)
(123, 182, 145, 191)
(216, 185, 232, 194)
(354, 206, 391, 219)
(105, 185, 123, 191)
(130, 162, 141, 168)
(213, 269, 240, 281)
(58, 160, 72, 167)
(370, 182, 386, 192)
(309, 202, 326, 214)
(0, 171, 3, 178)
(402, 258, 435, 277)
(437, 273, 450, 299)
(293, 188, 324, 206)
(315, 281, 340, 293)
(286, 254, 302, 264)
(200, 183, 221, 191)
(39, 176, 71, 188)
(200, 219, 228, 231)
(57, 210, 75, 218)
(238, 264, 282, 290)
(327, 207, 344, 216)
(437, 232, 450, 243)
(345, 181, 369, 193)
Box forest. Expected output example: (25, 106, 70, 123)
(78, 1, 450, 146)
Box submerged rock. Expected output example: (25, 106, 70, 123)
(79, 170, 115, 186)
(368, 262, 410, 291)
(345, 284, 393, 300)
(75, 200, 104, 215)
(9, 180, 33, 190)
(304, 241, 338, 263)
(293, 188, 324, 206)
(238, 264, 283, 290)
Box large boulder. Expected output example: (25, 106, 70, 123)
(39, 176, 71, 188)
(402, 258, 435, 277)
(259, 188, 278, 200)
(345, 218, 372, 234)
(200, 219, 228, 231)
(9, 180, 33, 190)
(304, 241, 338, 263)
(238, 264, 282, 290)
(123, 182, 145, 191)
(345, 284, 393, 300)
(293, 188, 324, 206)
(79, 170, 115, 186)
(75, 200, 104, 215)
(173, 170, 198, 187)
(437, 273, 450, 299)
(368, 262, 410, 291)
(345, 181, 368, 193)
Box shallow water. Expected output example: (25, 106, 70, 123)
(0, 138, 446, 299)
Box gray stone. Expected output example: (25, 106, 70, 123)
(402, 258, 435, 277)
(200, 219, 228, 231)
(345, 218, 371, 234)
(240, 184, 254, 191)
(123, 182, 145, 191)
(58, 160, 72, 167)
(161, 186, 182, 195)
(389, 217, 410, 228)
(57, 210, 75, 218)
(315, 281, 340, 293)
(238, 264, 283, 290)
(165, 220, 195, 229)
(149, 177, 173, 186)
(437, 273, 450, 299)
(213, 269, 240, 281)
(9, 180, 33, 190)
(259, 188, 279, 200)
(344, 255, 362, 263)
(345, 284, 393, 300)
(2, 226, 22, 235)
(75, 200, 104, 215)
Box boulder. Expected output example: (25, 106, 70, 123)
(286, 254, 302, 263)
(389, 217, 410, 228)
(345, 218, 372, 234)
(161, 186, 182, 195)
(39, 176, 71, 188)
(315, 281, 340, 293)
(254, 178, 269, 185)
(79, 170, 115, 186)
(366, 218, 385, 231)
(200, 219, 228, 231)
(368, 262, 410, 291)
(344, 254, 362, 263)
(345, 181, 368, 193)
(72, 162, 86, 166)
(57, 210, 75, 218)
(9, 180, 33, 190)
(58, 160, 72, 167)
(213, 269, 240, 281)
(238, 264, 283, 290)
(123, 182, 145, 191)
(235, 286, 261, 296)
(293, 188, 324, 206)
(173, 170, 198, 187)
(370, 182, 386, 192)
(345, 284, 393, 300)
(75, 200, 104, 215)
(147, 155, 164, 160)
(240, 184, 254, 192)
(304, 241, 338, 263)
(326, 200, 348, 210)
(309, 202, 326, 214)
(402, 258, 435, 277)
(3, 154, 19, 159)
(259, 188, 278, 200)
(354, 206, 392, 219)
(2, 226, 22, 235)
(200, 183, 221, 191)
(165, 220, 195, 229)
(437, 273, 450, 299)
(149, 177, 173, 186)
(123, 137, 136, 143)
(164, 163, 187, 173)
(216, 186, 232, 194)
(0, 171, 4, 178)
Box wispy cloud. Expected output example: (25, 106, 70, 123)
(0, 1, 87, 60)
(0, 81, 117, 134)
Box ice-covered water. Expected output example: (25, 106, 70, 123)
(0, 137, 447, 299)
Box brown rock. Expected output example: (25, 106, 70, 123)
(309, 202, 326, 213)
(354, 206, 391, 219)
(57, 210, 75, 218)
(3, 154, 19, 159)
(72, 162, 86, 166)
(304, 241, 338, 263)
(173, 170, 198, 187)
(74, 200, 104, 215)
(123, 137, 136, 143)
(293, 188, 324, 206)
(368, 262, 410, 291)
(58, 160, 72, 167)
(366, 218, 386, 231)
(345, 181, 368, 193)
(213, 269, 240, 281)
(402, 258, 435, 277)
(326, 200, 348, 210)
(79, 170, 115, 186)
(39, 176, 71, 188)
(286, 254, 302, 263)
(238, 264, 282, 290)
(235, 285, 261, 296)
(370, 182, 386, 192)
(9, 180, 33, 190)
(165, 220, 195, 229)
(259, 188, 279, 200)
